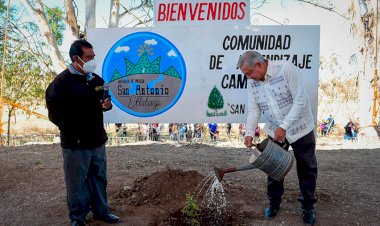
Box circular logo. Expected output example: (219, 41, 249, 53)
(102, 32, 186, 117)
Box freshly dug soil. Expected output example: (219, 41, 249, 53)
(1, 142, 380, 225)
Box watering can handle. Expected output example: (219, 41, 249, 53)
(248, 144, 259, 152)
(268, 137, 289, 150)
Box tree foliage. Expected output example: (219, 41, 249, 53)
(2, 49, 49, 105)
(46, 7, 66, 46)
(0, 0, 5, 10)
(319, 50, 359, 102)
(0, 0, 11, 44)
(319, 78, 358, 101)
(2, 48, 51, 144)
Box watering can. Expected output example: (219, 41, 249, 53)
(214, 138, 294, 182)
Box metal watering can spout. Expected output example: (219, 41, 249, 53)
(214, 143, 265, 182)
(214, 138, 294, 182)
(214, 166, 236, 182)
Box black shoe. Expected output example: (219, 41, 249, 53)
(71, 219, 85, 226)
(302, 209, 316, 225)
(264, 206, 280, 219)
(94, 213, 120, 224)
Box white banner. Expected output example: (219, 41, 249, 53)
(88, 25, 319, 123)
(154, 0, 250, 27)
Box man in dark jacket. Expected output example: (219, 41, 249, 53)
(46, 40, 119, 226)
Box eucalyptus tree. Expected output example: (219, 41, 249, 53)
(2, 50, 50, 145)
(19, 0, 154, 75)
(255, 0, 379, 130)
(109, 0, 153, 27)
(85, 0, 96, 32)
(0, 0, 66, 143)
(21, 0, 66, 74)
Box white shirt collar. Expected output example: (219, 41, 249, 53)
(265, 61, 274, 79)
(68, 64, 94, 81)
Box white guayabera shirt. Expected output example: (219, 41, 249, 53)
(245, 61, 315, 144)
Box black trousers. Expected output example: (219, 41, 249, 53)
(268, 130, 317, 210)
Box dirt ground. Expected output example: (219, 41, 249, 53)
(1, 138, 380, 226)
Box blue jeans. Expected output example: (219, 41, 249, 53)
(62, 144, 109, 221)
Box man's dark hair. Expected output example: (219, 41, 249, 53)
(69, 40, 93, 62)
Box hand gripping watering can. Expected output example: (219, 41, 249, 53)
(214, 138, 294, 182)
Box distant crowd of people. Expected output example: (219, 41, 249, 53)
(317, 114, 360, 141)
(112, 123, 262, 143)
(318, 115, 335, 136)
(117, 117, 362, 143)
(343, 120, 359, 141)
(168, 123, 192, 141)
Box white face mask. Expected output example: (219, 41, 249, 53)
(78, 57, 97, 74)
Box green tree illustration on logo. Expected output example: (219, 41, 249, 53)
(208, 86, 224, 114)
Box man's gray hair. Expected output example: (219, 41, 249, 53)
(237, 51, 267, 68)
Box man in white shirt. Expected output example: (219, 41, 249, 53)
(237, 51, 317, 225)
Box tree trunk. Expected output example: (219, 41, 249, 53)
(355, 0, 379, 138)
(356, 0, 377, 127)
(21, 0, 66, 74)
(85, 0, 96, 33)
(64, 0, 80, 38)
(6, 106, 14, 146)
(109, 0, 120, 28)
